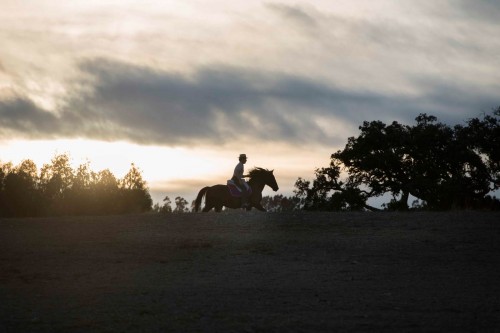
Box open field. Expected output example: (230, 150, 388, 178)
(1, 211, 499, 332)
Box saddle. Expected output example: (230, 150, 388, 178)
(227, 180, 252, 198)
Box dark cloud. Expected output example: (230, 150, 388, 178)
(409, 77, 500, 123)
(450, 0, 500, 23)
(64, 58, 358, 145)
(0, 97, 60, 138)
(266, 3, 318, 28)
(0, 58, 497, 146)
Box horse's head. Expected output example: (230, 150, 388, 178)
(266, 169, 279, 192)
(249, 167, 279, 192)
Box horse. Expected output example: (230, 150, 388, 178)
(194, 167, 279, 212)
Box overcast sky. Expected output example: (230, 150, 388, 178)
(1, 0, 499, 202)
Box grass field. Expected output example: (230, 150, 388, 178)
(1, 211, 499, 332)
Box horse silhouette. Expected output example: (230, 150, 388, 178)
(194, 167, 279, 212)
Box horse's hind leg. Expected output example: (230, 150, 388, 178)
(202, 196, 214, 212)
(215, 205, 223, 212)
(202, 205, 213, 212)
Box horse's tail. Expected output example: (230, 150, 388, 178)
(194, 187, 209, 212)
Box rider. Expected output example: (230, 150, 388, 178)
(232, 154, 250, 208)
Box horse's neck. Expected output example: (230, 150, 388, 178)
(249, 179, 265, 193)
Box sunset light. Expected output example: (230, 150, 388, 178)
(1, 0, 499, 206)
(0, 138, 332, 203)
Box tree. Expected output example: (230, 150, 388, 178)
(297, 110, 500, 211)
(1, 160, 41, 217)
(66, 162, 95, 215)
(173, 196, 189, 213)
(120, 164, 152, 213)
(121, 163, 147, 190)
(39, 153, 75, 214)
(91, 169, 120, 214)
(40, 153, 74, 195)
(154, 195, 173, 214)
(261, 194, 301, 211)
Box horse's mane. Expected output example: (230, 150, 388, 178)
(247, 167, 271, 179)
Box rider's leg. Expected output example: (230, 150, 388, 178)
(234, 179, 249, 209)
(240, 187, 249, 208)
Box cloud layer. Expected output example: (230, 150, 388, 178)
(1, 1, 499, 149)
(1, 56, 498, 147)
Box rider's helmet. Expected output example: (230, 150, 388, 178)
(239, 154, 247, 162)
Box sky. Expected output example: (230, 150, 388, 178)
(1, 0, 499, 205)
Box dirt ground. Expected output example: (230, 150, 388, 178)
(1, 211, 499, 332)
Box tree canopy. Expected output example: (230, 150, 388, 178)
(296, 109, 500, 211)
(0, 153, 153, 217)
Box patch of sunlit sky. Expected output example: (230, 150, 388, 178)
(0, 139, 332, 204)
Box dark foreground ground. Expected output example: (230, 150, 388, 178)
(1, 211, 499, 332)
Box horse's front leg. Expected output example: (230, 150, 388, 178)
(253, 203, 266, 212)
(249, 193, 266, 212)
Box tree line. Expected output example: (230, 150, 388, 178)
(152, 194, 302, 213)
(0, 154, 152, 217)
(152, 196, 191, 214)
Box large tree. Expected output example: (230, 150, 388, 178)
(296, 110, 500, 211)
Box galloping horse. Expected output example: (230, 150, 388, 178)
(194, 168, 279, 212)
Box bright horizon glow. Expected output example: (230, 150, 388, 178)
(0, 139, 333, 204)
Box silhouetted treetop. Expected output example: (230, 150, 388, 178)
(296, 109, 500, 211)
(0, 153, 153, 217)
